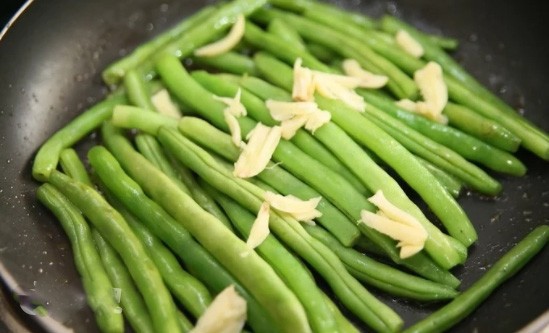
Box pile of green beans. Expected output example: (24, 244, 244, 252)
(30, 0, 549, 332)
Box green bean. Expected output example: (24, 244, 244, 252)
(95, 134, 310, 333)
(102, 5, 217, 85)
(99, 123, 280, 333)
(380, 15, 549, 160)
(36, 184, 124, 333)
(156, 55, 374, 224)
(320, 292, 360, 333)
(253, 53, 468, 265)
(416, 157, 462, 198)
(32, 92, 126, 181)
(359, 103, 502, 194)
(178, 116, 360, 246)
(359, 90, 526, 176)
(306, 42, 340, 63)
(134, 135, 233, 229)
(250, 177, 460, 290)
(48, 170, 181, 333)
(190, 70, 370, 195)
(317, 95, 477, 248)
(111, 105, 178, 134)
(59, 148, 92, 186)
(124, 69, 158, 111)
(404, 225, 549, 333)
(244, 21, 333, 73)
(124, 68, 233, 229)
(428, 35, 459, 50)
(206, 186, 339, 333)
(251, 8, 418, 99)
(155, 55, 463, 269)
(92, 230, 154, 333)
(193, 51, 258, 76)
(267, 0, 376, 30)
(267, 19, 306, 51)
(136, 0, 268, 80)
(58, 147, 151, 332)
(112, 200, 212, 318)
(444, 102, 521, 152)
(158, 127, 403, 332)
(306, 226, 459, 301)
(176, 312, 193, 333)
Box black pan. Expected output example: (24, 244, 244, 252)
(0, 0, 547, 332)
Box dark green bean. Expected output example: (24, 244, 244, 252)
(156, 55, 375, 228)
(178, 116, 360, 246)
(360, 103, 502, 194)
(36, 184, 124, 333)
(306, 226, 459, 301)
(359, 90, 526, 176)
(380, 15, 549, 160)
(94, 133, 311, 333)
(58, 146, 150, 332)
(111, 197, 212, 318)
(244, 20, 333, 72)
(32, 92, 126, 181)
(267, 0, 376, 30)
(206, 186, 338, 333)
(404, 225, 549, 333)
(251, 7, 418, 99)
(190, 70, 370, 195)
(253, 53, 469, 265)
(92, 230, 154, 333)
(158, 127, 403, 332)
(444, 102, 521, 152)
(99, 123, 280, 333)
(48, 170, 181, 333)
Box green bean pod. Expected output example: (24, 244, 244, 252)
(59, 148, 92, 185)
(360, 103, 502, 194)
(193, 51, 258, 76)
(244, 20, 333, 73)
(416, 157, 462, 198)
(380, 15, 549, 160)
(37, 184, 124, 333)
(190, 70, 370, 195)
(207, 186, 338, 333)
(404, 225, 549, 333)
(92, 230, 155, 333)
(102, 5, 217, 85)
(179, 116, 361, 246)
(359, 90, 526, 176)
(267, 19, 307, 50)
(253, 53, 468, 265)
(99, 123, 280, 333)
(444, 102, 521, 153)
(94, 134, 311, 333)
(251, 7, 418, 99)
(158, 127, 403, 332)
(48, 171, 181, 333)
(32, 92, 126, 181)
(306, 226, 459, 301)
(114, 201, 212, 318)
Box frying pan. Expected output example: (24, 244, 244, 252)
(0, 0, 547, 332)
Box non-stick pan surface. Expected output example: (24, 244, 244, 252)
(0, 0, 547, 332)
